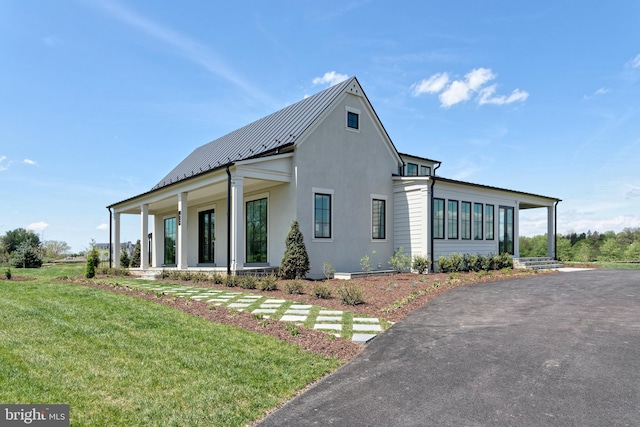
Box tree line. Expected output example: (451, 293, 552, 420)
(0, 228, 71, 268)
(520, 227, 640, 262)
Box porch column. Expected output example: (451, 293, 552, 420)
(113, 212, 121, 268)
(514, 202, 520, 257)
(547, 205, 555, 258)
(140, 204, 149, 269)
(421, 185, 430, 257)
(177, 192, 188, 269)
(230, 176, 244, 272)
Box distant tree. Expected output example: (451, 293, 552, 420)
(1, 228, 41, 254)
(10, 241, 43, 268)
(279, 220, 310, 279)
(556, 237, 572, 262)
(598, 238, 622, 262)
(120, 249, 131, 268)
(624, 241, 640, 261)
(42, 240, 71, 259)
(130, 240, 141, 268)
(572, 240, 595, 262)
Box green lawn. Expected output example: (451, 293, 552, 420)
(0, 264, 341, 426)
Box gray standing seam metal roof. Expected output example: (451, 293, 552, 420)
(152, 77, 357, 190)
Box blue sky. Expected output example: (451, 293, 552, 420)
(2, 1, 640, 253)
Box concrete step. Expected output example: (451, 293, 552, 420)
(514, 258, 564, 270)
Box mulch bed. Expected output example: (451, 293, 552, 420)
(62, 269, 555, 362)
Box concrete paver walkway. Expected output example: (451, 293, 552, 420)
(133, 282, 385, 342)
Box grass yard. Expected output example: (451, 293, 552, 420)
(0, 264, 341, 426)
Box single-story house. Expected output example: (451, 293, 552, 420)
(107, 77, 560, 277)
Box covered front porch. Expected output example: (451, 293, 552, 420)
(108, 154, 293, 274)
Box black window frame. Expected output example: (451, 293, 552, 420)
(407, 163, 418, 176)
(198, 209, 215, 264)
(246, 198, 268, 264)
(420, 165, 431, 176)
(433, 198, 445, 239)
(461, 201, 471, 240)
(485, 204, 495, 240)
(447, 200, 458, 239)
(314, 193, 332, 239)
(372, 199, 386, 240)
(473, 203, 483, 240)
(347, 111, 359, 129)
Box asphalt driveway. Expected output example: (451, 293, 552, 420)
(259, 269, 640, 426)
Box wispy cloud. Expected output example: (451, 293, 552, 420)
(97, 223, 109, 230)
(23, 159, 37, 166)
(96, 0, 277, 107)
(0, 156, 9, 171)
(312, 71, 349, 87)
(626, 53, 640, 69)
(583, 87, 610, 100)
(28, 221, 49, 232)
(412, 68, 529, 108)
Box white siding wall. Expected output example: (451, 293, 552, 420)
(394, 185, 427, 257)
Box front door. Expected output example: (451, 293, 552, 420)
(499, 206, 514, 255)
(164, 217, 176, 265)
(199, 209, 215, 264)
(246, 198, 268, 263)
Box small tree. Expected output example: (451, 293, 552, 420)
(120, 249, 131, 268)
(130, 240, 141, 268)
(10, 242, 43, 268)
(85, 247, 100, 278)
(279, 220, 310, 279)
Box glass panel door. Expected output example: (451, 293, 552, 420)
(246, 198, 268, 263)
(199, 209, 215, 264)
(499, 206, 514, 255)
(164, 217, 176, 265)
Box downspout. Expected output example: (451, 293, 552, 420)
(107, 207, 113, 269)
(226, 166, 232, 276)
(429, 162, 442, 272)
(554, 200, 559, 260)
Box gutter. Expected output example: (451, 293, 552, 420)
(226, 165, 232, 276)
(429, 162, 442, 272)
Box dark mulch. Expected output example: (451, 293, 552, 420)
(65, 269, 555, 362)
(0, 276, 37, 282)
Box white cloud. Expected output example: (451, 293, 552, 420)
(97, 223, 109, 230)
(23, 159, 36, 165)
(312, 71, 349, 87)
(27, 221, 49, 231)
(627, 54, 640, 69)
(583, 87, 610, 100)
(0, 156, 8, 171)
(412, 67, 528, 108)
(411, 73, 449, 96)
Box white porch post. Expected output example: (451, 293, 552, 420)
(421, 185, 430, 257)
(113, 212, 121, 268)
(547, 205, 555, 258)
(230, 176, 244, 272)
(141, 204, 149, 269)
(514, 202, 520, 257)
(177, 192, 188, 269)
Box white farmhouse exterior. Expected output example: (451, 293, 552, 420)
(107, 77, 560, 277)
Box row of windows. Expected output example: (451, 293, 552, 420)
(314, 192, 386, 240)
(405, 163, 431, 177)
(433, 198, 495, 241)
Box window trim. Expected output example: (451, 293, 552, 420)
(447, 200, 459, 240)
(461, 201, 471, 240)
(371, 194, 387, 241)
(345, 106, 361, 132)
(473, 203, 483, 240)
(433, 198, 445, 239)
(312, 188, 334, 242)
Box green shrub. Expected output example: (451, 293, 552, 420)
(11, 242, 43, 269)
(389, 247, 412, 273)
(130, 240, 141, 268)
(322, 261, 335, 279)
(284, 279, 305, 294)
(239, 275, 257, 290)
(480, 254, 495, 271)
(85, 247, 100, 278)
(4, 268, 11, 280)
(257, 274, 278, 291)
(119, 250, 130, 268)
(437, 255, 452, 273)
(224, 275, 238, 287)
(495, 252, 513, 270)
(312, 282, 332, 299)
(412, 254, 431, 274)
(464, 253, 482, 272)
(450, 253, 465, 272)
(279, 220, 310, 279)
(337, 282, 364, 305)
(99, 267, 131, 277)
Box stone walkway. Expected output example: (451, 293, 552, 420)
(133, 282, 385, 343)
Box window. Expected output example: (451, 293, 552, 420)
(420, 165, 431, 176)
(485, 204, 494, 240)
(461, 202, 471, 240)
(372, 199, 386, 239)
(246, 198, 268, 263)
(499, 206, 515, 255)
(473, 203, 483, 240)
(433, 198, 444, 239)
(163, 217, 176, 265)
(198, 209, 215, 264)
(314, 193, 331, 238)
(407, 163, 418, 176)
(347, 111, 359, 129)
(447, 200, 458, 239)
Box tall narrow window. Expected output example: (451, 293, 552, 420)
(485, 204, 495, 240)
(198, 209, 215, 264)
(246, 198, 267, 263)
(433, 198, 445, 239)
(372, 199, 386, 239)
(474, 203, 483, 240)
(499, 206, 515, 255)
(447, 200, 458, 239)
(347, 111, 359, 129)
(461, 202, 471, 240)
(314, 193, 331, 238)
(163, 217, 176, 265)
(407, 163, 418, 176)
